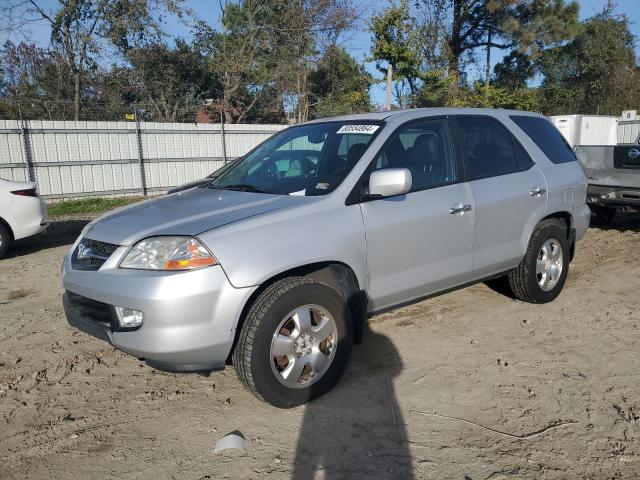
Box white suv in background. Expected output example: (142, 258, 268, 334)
(0, 178, 49, 258)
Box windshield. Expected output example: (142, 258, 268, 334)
(206, 158, 239, 179)
(210, 121, 382, 195)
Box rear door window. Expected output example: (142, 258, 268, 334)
(510, 115, 577, 164)
(455, 116, 520, 180)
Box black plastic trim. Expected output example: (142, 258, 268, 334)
(63, 293, 114, 344)
(144, 359, 224, 373)
(587, 184, 640, 208)
(71, 238, 119, 271)
(63, 291, 141, 334)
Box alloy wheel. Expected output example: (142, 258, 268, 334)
(269, 304, 338, 389)
(536, 238, 563, 292)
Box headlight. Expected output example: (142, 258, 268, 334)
(120, 236, 218, 271)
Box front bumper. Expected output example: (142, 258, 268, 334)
(62, 244, 256, 372)
(587, 185, 640, 210)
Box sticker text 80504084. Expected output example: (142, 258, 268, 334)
(336, 125, 380, 135)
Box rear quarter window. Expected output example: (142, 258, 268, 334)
(510, 115, 577, 164)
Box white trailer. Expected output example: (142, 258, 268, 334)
(551, 115, 619, 147)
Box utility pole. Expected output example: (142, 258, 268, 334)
(18, 104, 36, 183)
(135, 106, 147, 196)
(220, 107, 228, 164)
(485, 23, 492, 98)
(385, 63, 393, 111)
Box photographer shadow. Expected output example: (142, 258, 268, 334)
(292, 323, 413, 480)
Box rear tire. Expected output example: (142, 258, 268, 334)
(0, 223, 10, 259)
(233, 276, 352, 408)
(507, 219, 570, 304)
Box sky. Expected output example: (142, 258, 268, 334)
(1, 0, 639, 106)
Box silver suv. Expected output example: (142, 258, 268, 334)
(63, 108, 590, 407)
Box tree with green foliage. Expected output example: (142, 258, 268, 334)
(539, 8, 640, 115)
(447, 0, 579, 81)
(308, 45, 371, 118)
(193, 1, 277, 124)
(195, 0, 360, 123)
(102, 41, 220, 122)
(493, 50, 535, 89)
(412, 70, 453, 107)
(262, 0, 359, 123)
(370, 0, 423, 106)
(0, 41, 76, 119)
(2, 0, 188, 120)
(452, 81, 539, 110)
(371, 0, 578, 108)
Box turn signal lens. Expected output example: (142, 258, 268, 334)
(120, 237, 218, 271)
(164, 257, 216, 269)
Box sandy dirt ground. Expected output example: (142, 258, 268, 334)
(1, 214, 640, 480)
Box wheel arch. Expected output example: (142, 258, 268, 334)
(226, 261, 366, 364)
(530, 211, 575, 260)
(0, 216, 15, 241)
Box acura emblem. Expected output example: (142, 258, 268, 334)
(629, 148, 640, 159)
(77, 243, 93, 259)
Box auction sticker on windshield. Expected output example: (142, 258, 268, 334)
(336, 124, 380, 134)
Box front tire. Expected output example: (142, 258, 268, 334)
(233, 276, 352, 408)
(0, 223, 10, 259)
(508, 219, 570, 304)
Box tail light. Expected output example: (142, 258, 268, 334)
(11, 188, 38, 197)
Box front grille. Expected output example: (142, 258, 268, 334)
(71, 238, 119, 271)
(65, 291, 118, 331)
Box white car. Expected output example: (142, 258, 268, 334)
(0, 178, 49, 258)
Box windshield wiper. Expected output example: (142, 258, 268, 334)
(216, 183, 271, 194)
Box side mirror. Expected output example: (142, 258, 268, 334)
(368, 168, 412, 198)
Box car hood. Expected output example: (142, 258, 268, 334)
(84, 187, 309, 246)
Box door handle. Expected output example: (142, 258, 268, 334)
(449, 203, 472, 214)
(530, 187, 547, 197)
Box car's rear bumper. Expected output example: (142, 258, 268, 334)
(18, 219, 49, 239)
(587, 185, 640, 209)
(62, 246, 256, 372)
(12, 197, 49, 240)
